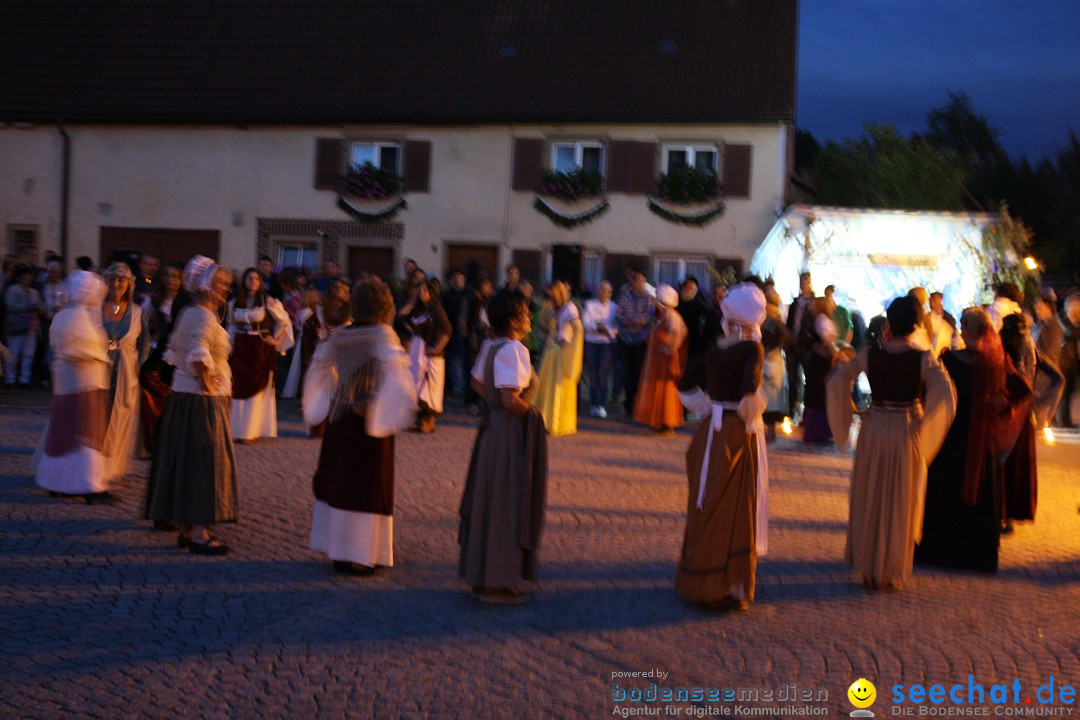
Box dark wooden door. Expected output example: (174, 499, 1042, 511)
(99, 227, 220, 268)
(348, 246, 394, 283)
(446, 243, 499, 289)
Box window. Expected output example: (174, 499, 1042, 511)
(8, 225, 38, 258)
(661, 144, 719, 174)
(277, 243, 318, 271)
(551, 141, 605, 176)
(583, 251, 603, 293)
(655, 256, 713, 294)
(350, 141, 402, 174)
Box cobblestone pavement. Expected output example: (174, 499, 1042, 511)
(2, 387, 1079, 719)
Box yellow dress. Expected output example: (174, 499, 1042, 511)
(533, 303, 584, 436)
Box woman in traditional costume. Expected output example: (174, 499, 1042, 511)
(531, 280, 583, 436)
(760, 286, 792, 441)
(800, 297, 840, 443)
(281, 288, 322, 399)
(396, 277, 452, 433)
(100, 262, 149, 484)
(998, 313, 1064, 530)
(674, 283, 769, 610)
(228, 268, 293, 443)
(827, 296, 957, 590)
(633, 284, 688, 437)
(138, 262, 189, 457)
(914, 306, 1031, 572)
(459, 291, 547, 604)
(146, 257, 237, 555)
(303, 279, 417, 576)
(35, 271, 112, 501)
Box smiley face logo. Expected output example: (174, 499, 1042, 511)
(848, 679, 876, 709)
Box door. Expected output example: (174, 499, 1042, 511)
(446, 243, 499, 289)
(348, 246, 394, 283)
(99, 227, 220, 268)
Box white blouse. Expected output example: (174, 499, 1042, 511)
(164, 305, 232, 397)
(471, 339, 532, 389)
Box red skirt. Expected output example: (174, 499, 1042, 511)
(230, 333, 279, 400)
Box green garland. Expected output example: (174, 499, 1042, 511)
(647, 195, 725, 227)
(533, 194, 609, 228)
(338, 193, 408, 222)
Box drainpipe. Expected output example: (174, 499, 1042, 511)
(58, 120, 70, 266)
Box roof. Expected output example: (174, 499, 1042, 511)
(0, 0, 797, 126)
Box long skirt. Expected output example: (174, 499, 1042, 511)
(310, 412, 395, 567)
(138, 365, 171, 455)
(676, 411, 759, 604)
(533, 344, 578, 436)
(915, 451, 999, 573)
(845, 406, 925, 585)
(459, 408, 534, 588)
(231, 379, 277, 440)
(1001, 418, 1036, 522)
(146, 392, 238, 526)
(632, 339, 684, 429)
(35, 389, 109, 494)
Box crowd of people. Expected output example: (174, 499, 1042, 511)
(6, 247, 1080, 608)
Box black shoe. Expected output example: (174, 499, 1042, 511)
(333, 561, 377, 577)
(84, 492, 115, 505)
(188, 538, 229, 555)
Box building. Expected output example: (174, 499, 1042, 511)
(1, 1, 798, 292)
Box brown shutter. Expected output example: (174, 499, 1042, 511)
(723, 143, 752, 198)
(512, 138, 545, 192)
(403, 140, 432, 193)
(314, 138, 344, 190)
(606, 141, 656, 195)
(606, 140, 634, 193)
(629, 142, 658, 195)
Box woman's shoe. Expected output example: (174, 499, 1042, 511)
(473, 587, 529, 605)
(188, 538, 229, 555)
(333, 561, 377, 577)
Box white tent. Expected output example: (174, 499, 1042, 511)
(750, 204, 999, 321)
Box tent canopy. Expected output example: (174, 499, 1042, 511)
(750, 204, 999, 321)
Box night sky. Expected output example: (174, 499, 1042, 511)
(798, 1, 1080, 162)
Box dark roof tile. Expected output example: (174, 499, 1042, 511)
(1, 0, 797, 125)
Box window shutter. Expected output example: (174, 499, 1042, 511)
(722, 143, 752, 198)
(314, 138, 344, 190)
(403, 140, 432, 193)
(629, 142, 658, 195)
(512, 138, 545, 192)
(606, 141, 656, 195)
(607, 140, 633, 193)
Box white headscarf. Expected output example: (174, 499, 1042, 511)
(721, 282, 767, 342)
(656, 284, 679, 308)
(65, 270, 108, 308)
(182, 255, 220, 294)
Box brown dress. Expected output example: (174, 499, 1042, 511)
(458, 340, 547, 589)
(675, 340, 764, 604)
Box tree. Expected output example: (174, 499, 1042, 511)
(924, 91, 1012, 211)
(812, 123, 968, 210)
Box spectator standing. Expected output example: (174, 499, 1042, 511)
(3, 265, 43, 387)
(785, 272, 814, 420)
(132, 253, 160, 306)
(315, 259, 348, 294)
(440, 268, 469, 397)
(1054, 294, 1080, 428)
(582, 280, 618, 418)
(615, 266, 652, 417)
(676, 276, 709, 366)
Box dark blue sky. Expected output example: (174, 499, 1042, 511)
(798, 1, 1080, 161)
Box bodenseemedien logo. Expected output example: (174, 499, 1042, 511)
(848, 678, 877, 717)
